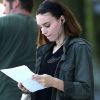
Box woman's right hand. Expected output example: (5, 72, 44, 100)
(18, 83, 30, 93)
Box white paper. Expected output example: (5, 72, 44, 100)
(0, 65, 45, 92)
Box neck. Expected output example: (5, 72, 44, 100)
(56, 40, 64, 47)
(11, 8, 31, 15)
(56, 34, 65, 47)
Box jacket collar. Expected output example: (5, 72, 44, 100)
(60, 37, 87, 61)
(39, 37, 87, 61)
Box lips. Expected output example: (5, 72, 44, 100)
(45, 35, 51, 38)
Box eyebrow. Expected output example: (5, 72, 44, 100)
(42, 22, 49, 26)
(37, 22, 50, 28)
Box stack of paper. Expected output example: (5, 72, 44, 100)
(0, 65, 45, 92)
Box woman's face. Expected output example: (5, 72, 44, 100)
(36, 13, 65, 42)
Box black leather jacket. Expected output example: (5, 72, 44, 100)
(33, 37, 94, 100)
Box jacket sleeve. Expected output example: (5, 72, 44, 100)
(63, 43, 94, 99)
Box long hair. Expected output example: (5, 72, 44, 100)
(36, 0, 82, 46)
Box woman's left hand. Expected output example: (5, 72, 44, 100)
(18, 83, 30, 93)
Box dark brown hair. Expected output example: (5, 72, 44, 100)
(36, 0, 82, 46)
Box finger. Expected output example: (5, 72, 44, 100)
(32, 74, 41, 80)
(18, 83, 27, 92)
(22, 88, 30, 93)
(18, 83, 23, 89)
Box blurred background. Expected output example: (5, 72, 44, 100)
(0, 0, 100, 100)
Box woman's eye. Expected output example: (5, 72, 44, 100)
(45, 24, 50, 28)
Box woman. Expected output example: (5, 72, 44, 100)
(18, 0, 94, 100)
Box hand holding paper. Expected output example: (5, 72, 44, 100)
(0, 65, 45, 92)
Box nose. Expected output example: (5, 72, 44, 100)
(41, 27, 47, 35)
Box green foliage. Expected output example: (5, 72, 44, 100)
(0, 0, 2, 2)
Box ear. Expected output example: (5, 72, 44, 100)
(60, 15, 65, 24)
(14, 0, 20, 8)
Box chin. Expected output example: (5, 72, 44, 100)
(47, 37, 55, 42)
(48, 39, 54, 42)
